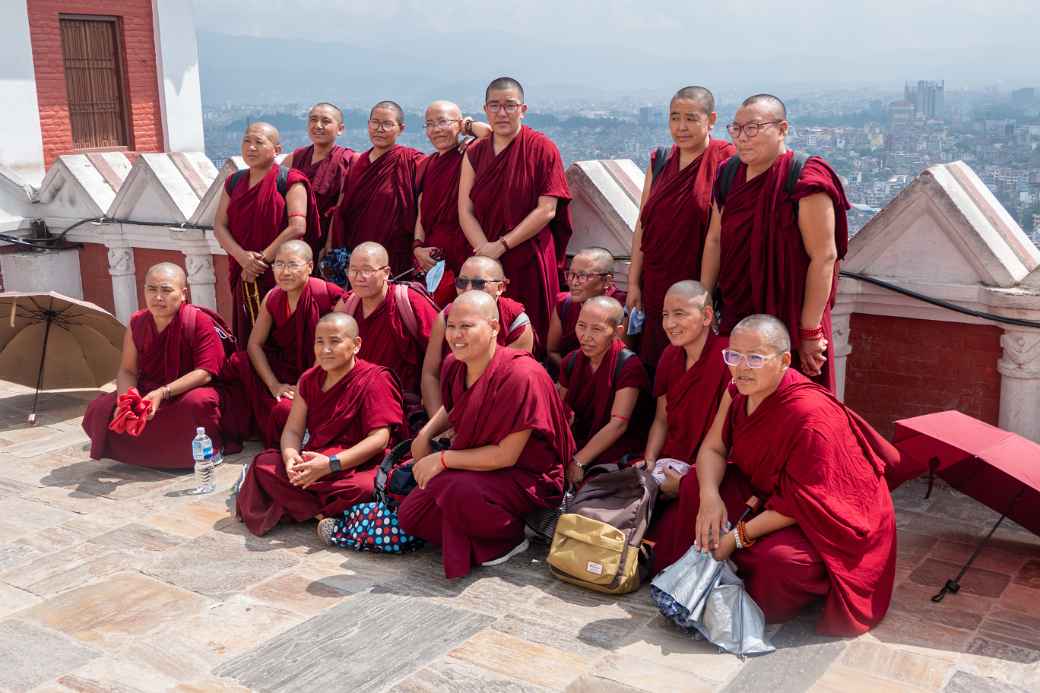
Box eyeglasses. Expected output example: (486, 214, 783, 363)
(455, 276, 501, 291)
(721, 349, 780, 369)
(726, 121, 783, 138)
(368, 119, 399, 131)
(424, 118, 461, 131)
(347, 266, 389, 279)
(565, 271, 610, 284)
(485, 102, 522, 114)
(273, 261, 308, 271)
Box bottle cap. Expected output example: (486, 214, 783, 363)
(196, 427, 205, 435)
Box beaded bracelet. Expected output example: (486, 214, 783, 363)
(731, 528, 743, 550)
(798, 325, 825, 340)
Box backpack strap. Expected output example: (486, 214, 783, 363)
(228, 165, 292, 198)
(612, 347, 636, 386)
(714, 155, 743, 209)
(310, 278, 331, 312)
(562, 350, 580, 381)
(649, 146, 669, 188)
(394, 284, 419, 340)
(341, 292, 361, 316)
(785, 151, 810, 196)
(228, 168, 248, 193)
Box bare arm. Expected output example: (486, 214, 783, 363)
(246, 293, 293, 399)
(115, 328, 139, 396)
(627, 162, 654, 311)
(510, 323, 535, 354)
(442, 429, 531, 471)
(797, 193, 839, 376)
(546, 309, 564, 368)
(695, 390, 732, 551)
(643, 394, 668, 464)
(261, 182, 308, 260)
(420, 314, 447, 417)
(497, 196, 558, 250)
(699, 202, 723, 293)
(280, 384, 308, 460)
(413, 404, 452, 460)
(573, 387, 640, 466)
(326, 427, 391, 471)
(458, 154, 488, 249)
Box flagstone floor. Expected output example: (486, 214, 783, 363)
(0, 384, 1038, 692)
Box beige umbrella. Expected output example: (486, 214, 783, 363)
(0, 292, 124, 423)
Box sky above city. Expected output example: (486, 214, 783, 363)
(191, 0, 1038, 106)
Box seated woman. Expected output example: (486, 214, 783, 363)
(236, 313, 404, 536)
(654, 314, 898, 636)
(556, 296, 650, 483)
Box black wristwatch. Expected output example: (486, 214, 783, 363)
(328, 454, 342, 473)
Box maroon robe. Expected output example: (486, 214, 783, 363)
(224, 166, 321, 344)
(223, 277, 344, 447)
(290, 144, 356, 251)
(399, 347, 575, 578)
(714, 151, 850, 391)
(339, 285, 438, 401)
(332, 145, 425, 274)
(653, 369, 897, 636)
(466, 126, 572, 348)
(558, 339, 650, 466)
(82, 305, 236, 469)
(553, 286, 627, 358)
(418, 149, 470, 275)
(638, 140, 734, 366)
(236, 359, 404, 536)
(653, 335, 731, 462)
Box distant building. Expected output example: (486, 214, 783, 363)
(905, 80, 945, 120)
(888, 100, 915, 128)
(1012, 88, 1036, 106)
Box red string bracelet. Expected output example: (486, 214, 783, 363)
(287, 211, 307, 219)
(440, 450, 448, 470)
(611, 414, 630, 423)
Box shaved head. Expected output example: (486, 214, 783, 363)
(583, 295, 625, 327)
(276, 239, 312, 262)
(426, 100, 462, 118)
(665, 280, 711, 309)
(671, 86, 716, 115)
(317, 311, 359, 338)
(352, 241, 389, 266)
(460, 255, 505, 280)
(574, 247, 615, 274)
(485, 76, 524, 103)
(371, 100, 404, 126)
(310, 102, 343, 122)
(145, 262, 186, 288)
(454, 289, 499, 322)
(741, 94, 787, 120)
(732, 314, 791, 353)
(245, 121, 280, 144)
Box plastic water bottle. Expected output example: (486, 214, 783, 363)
(191, 427, 216, 494)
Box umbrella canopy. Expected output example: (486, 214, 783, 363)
(893, 410, 1040, 536)
(0, 292, 123, 390)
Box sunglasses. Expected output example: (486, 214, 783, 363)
(455, 277, 502, 291)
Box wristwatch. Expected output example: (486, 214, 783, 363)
(328, 454, 342, 472)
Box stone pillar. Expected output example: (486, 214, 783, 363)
(184, 252, 217, 311)
(997, 328, 1040, 442)
(830, 305, 853, 402)
(107, 246, 137, 324)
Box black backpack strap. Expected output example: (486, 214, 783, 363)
(563, 350, 580, 381)
(276, 165, 290, 197)
(785, 151, 810, 196)
(649, 146, 669, 188)
(228, 168, 248, 192)
(612, 348, 636, 386)
(714, 155, 743, 209)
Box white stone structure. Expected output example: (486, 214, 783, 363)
(152, 0, 206, 153)
(0, 4, 46, 184)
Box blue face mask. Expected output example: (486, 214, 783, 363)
(425, 260, 446, 294)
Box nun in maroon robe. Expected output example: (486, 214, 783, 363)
(236, 359, 404, 536)
(558, 339, 650, 467)
(713, 151, 850, 391)
(290, 144, 355, 251)
(417, 149, 471, 277)
(400, 347, 574, 579)
(637, 140, 734, 365)
(223, 166, 321, 344)
(82, 304, 236, 469)
(553, 286, 627, 361)
(223, 276, 344, 447)
(465, 125, 572, 347)
(653, 367, 897, 636)
(331, 145, 426, 274)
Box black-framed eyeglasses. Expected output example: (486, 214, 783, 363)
(485, 102, 522, 114)
(455, 276, 501, 291)
(726, 121, 783, 138)
(368, 119, 399, 131)
(565, 271, 610, 283)
(273, 260, 308, 271)
(424, 118, 461, 131)
(347, 266, 389, 279)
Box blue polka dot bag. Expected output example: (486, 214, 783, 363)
(327, 501, 424, 554)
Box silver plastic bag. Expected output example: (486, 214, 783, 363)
(651, 545, 774, 656)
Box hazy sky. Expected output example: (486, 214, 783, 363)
(191, 0, 1038, 104)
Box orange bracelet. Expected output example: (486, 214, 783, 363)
(611, 414, 630, 423)
(287, 211, 306, 219)
(737, 520, 757, 548)
(440, 450, 448, 470)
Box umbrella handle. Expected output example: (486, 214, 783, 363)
(923, 457, 940, 500)
(29, 310, 54, 425)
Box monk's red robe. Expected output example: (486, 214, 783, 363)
(332, 145, 425, 274)
(339, 285, 438, 401)
(223, 277, 344, 447)
(654, 334, 731, 462)
(290, 144, 355, 251)
(553, 286, 627, 358)
(714, 151, 850, 391)
(82, 305, 238, 469)
(236, 359, 404, 536)
(652, 369, 898, 636)
(558, 339, 650, 466)
(399, 347, 575, 578)
(466, 126, 572, 349)
(418, 149, 470, 275)
(638, 140, 734, 366)
(224, 166, 321, 344)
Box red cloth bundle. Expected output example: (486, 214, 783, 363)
(108, 387, 153, 436)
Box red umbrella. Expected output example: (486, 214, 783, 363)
(893, 410, 1040, 601)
